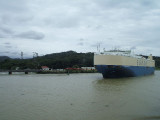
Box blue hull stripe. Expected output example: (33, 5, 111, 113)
(95, 65, 155, 78)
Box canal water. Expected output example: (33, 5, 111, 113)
(0, 71, 160, 120)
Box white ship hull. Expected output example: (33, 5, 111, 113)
(94, 52, 155, 78)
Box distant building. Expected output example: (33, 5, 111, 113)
(16, 67, 20, 70)
(81, 67, 95, 70)
(41, 66, 50, 71)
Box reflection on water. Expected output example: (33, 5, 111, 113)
(0, 72, 160, 120)
(135, 116, 160, 120)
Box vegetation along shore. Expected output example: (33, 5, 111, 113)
(0, 51, 160, 73)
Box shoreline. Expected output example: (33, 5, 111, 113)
(37, 70, 98, 74)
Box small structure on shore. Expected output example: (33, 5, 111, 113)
(41, 66, 50, 71)
(81, 67, 95, 70)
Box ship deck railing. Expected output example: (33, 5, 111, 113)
(94, 52, 143, 58)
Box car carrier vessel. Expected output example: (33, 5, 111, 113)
(94, 50, 155, 78)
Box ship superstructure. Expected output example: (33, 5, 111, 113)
(94, 50, 155, 78)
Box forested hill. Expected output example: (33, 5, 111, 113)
(0, 51, 94, 70)
(153, 56, 160, 69)
(38, 51, 93, 69)
(0, 56, 10, 62)
(0, 51, 160, 70)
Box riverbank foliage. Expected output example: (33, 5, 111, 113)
(0, 51, 93, 70)
(153, 56, 160, 69)
(0, 51, 160, 70)
(37, 69, 97, 74)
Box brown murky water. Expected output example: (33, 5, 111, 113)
(0, 71, 160, 120)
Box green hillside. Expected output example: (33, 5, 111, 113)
(0, 51, 160, 70)
(0, 51, 93, 70)
(0, 56, 10, 62)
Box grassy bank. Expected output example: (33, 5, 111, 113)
(156, 67, 160, 70)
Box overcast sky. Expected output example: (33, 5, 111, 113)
(0, 0, 160, 58)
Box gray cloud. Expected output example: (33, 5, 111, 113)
(0, 27, 14, 38)
(94, 0, 159, 10)
(0, 33, 4, 38)
(0, 26, 14, 34)
(90, 41, 105, 48)
(131, 46, 136, 50)
(77, 42, 84, 46)
(15, 31, 45, 40)
(79, 38, 84, 41)
(0, 0, 27, 12)
(5, 46, 12, 48)
(4, 42, 10, 45)
(0, 0, 160, 57)
(0, 51, 10, 54)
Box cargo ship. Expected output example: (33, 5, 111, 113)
(94, 50, 155, 78)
